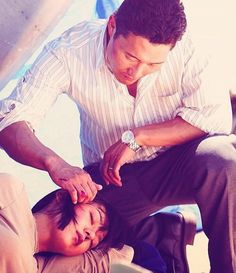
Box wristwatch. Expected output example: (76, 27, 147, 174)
(121, 130, 141, 152)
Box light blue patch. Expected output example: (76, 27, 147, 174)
(95, 0, 122, 18)
(158, 205, 202, 231)
(13, 64, 31, 79)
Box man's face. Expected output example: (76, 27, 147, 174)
(105, 17, 172, 85)
(50, 202, 108, 256)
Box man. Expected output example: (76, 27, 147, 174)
(0, 172, 133, 273)
(0, 0, 234, 272)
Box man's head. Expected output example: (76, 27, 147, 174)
(32, 189, 127, 256)
(114, 0, 186, 46)
(105, 0, 187, 85)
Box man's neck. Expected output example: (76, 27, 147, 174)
(127, 82, 138, 97)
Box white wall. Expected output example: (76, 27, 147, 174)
(0, 0, 73, 89)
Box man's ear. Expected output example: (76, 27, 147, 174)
(107, 15, 116, 38)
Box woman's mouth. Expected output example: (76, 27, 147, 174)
(74, 231, 84, 245)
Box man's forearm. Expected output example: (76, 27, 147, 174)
(133, 116, 207, 147)
(0, 121, 62, 172)
(0, 121, 101, 204)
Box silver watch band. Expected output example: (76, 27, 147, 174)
(128, 139, 141, 152)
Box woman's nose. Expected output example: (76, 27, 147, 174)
(84, 228, 96, 240)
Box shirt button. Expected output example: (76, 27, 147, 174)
(9, 103, 16, 110)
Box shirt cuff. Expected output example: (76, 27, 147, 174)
(176, 106, 232, 134)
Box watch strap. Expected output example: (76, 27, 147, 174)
(127, 138, 141, 152)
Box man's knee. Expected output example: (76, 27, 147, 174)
(190, 136, 236, 197)
(195, 135, 236, 171)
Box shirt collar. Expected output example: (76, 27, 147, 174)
(95, 20, 109, 69)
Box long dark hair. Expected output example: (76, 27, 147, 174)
(32, 189, 129, 252)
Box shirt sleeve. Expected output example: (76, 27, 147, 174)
(36, 245, 134, 273)
(0, 173, 24, 209)
(0, 41, 71, 133)
(175, 34, 233, 134)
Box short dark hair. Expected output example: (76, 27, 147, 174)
(32, 189, 128, 252)
(114, 0, 187, 46)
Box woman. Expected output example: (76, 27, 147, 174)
(0, 173, 133, 273)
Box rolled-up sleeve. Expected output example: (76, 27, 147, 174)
(175, 36, 232, 134)
(0, 41, 71, 132)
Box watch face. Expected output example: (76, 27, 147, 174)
(121, 130, 134, 144)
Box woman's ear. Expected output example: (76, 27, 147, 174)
(55, 190, 66, 204)
(107, 15, 116, 38)
(55, 190, 75, 207)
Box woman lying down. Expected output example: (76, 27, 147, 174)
(0, 173, 133, 273)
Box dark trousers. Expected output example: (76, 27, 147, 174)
(84, 134, 236, 273)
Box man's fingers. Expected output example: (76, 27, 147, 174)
(75, 182, 94, 201)
(107, 152, 123, 186)
(113, 166, 122, 186)
(108, 165, 122, 186)
(102, 143, 128, 187)
(69, 187, 78, 204)
(86, 181, 100, 200)
(51, 167, 102, 203)
(101, 159, 123, 187)
(102, 153, 120, 185)
(101, 161, 111, 185)
(96, 183, 103, 190)
(59, 179, 79, 204)
(77, 190, 87, 203)
(60, 178, 93, 204)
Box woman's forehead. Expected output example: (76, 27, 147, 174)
(77, 202, 108, 226)
(86, 202, 106, 213)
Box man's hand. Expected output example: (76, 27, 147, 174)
(100, 140, 135, 186)
(47, 160, 102, 204)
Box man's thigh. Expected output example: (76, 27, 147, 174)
(85, 135, 236, 224)
(85, 162, 161, 224)
(85, 141, 199, 223)
(135, 134, 236, 206)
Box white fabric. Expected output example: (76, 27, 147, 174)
(0, 19, 232, 166)
(0, 173, 38, 273)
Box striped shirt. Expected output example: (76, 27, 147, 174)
(0, 19, 232, 166)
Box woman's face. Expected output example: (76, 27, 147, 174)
(49, 202, 108, 256)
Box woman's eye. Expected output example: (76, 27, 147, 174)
(90, 212, 94, 225)
(90, 208, 103, 227)
(73, 218, 78, 226)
